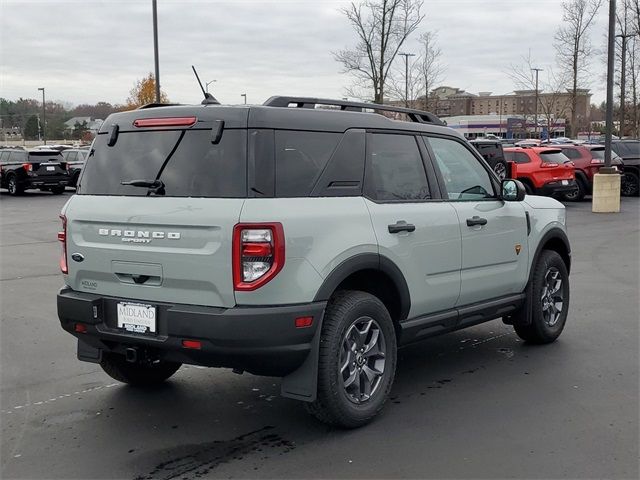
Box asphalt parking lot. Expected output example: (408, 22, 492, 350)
(1, 190, 638, 479)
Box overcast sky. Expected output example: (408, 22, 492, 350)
(1, 0, 609, 108)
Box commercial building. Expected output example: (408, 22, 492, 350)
(443, 114, 566, 139)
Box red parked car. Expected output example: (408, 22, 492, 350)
(503, 147, 577, 197)
(557, 145, 624, 201)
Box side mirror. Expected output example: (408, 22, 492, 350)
(501, 179, 526, 201)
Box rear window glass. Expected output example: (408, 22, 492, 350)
(612, 141, 640, 157)
(540, 151, 570, 164)
(275, 131, 340, 197)
(471, 143, 504, 161)
(79, 129, 247, 197)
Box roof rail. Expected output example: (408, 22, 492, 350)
(262, 96, 445, 126)
(138, 103, 182, 110)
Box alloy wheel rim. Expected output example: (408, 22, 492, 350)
(541, 267, 564, 327)
(340, 316, 386, 404)
(621, 174, 637, 196)
(494, 163, 507, 180)
(8, 179, 15, 194)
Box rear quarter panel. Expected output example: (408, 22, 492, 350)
(236, 197, 377, 305)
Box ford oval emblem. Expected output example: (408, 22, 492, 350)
(71, 253, 85, 262)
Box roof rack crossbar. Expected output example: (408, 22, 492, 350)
(262, 96, 444, 126)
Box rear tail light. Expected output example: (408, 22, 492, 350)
(590, 158, 604, 164)
(58, 214, 68, 274)
(233, 223, 284, 291)
(22, 163, 33, 172)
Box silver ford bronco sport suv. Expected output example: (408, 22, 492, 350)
(57, 97, 571, 428)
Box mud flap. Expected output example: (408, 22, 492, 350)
(503, 281, 533, 326)
(77, 339, 102, 363)
(280, 315, 323, 402)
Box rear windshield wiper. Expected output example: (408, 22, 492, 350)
(121, 179, 165, 195)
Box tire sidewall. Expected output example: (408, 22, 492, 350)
(621, 171, 639, 197)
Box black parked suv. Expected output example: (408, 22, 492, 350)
(611, 139, 640, 196)
(61, 148, 89, 188)
(469, 139, 508, 179)
(0, 148, 70, 195)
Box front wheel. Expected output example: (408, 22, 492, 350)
(305, 290, 397, 428)
(514, 250, 570, 344)
(100, 353, 181, 386)
(621, 171, 639, 197)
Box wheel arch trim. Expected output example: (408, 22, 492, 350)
(312, 252, 411, 321)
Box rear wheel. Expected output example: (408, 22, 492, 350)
(514, 250, 570, 344)
(305, 290, 397, 428)
(7, 176, 23, 196)
(563, 178, 586, 202)
(100, 353, 181, 386)
(493, 161, 508, 180)
(50, 185, 65, 195)
(621, 171, 639, 197)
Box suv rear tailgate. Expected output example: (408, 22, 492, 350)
(63, 196, 243, 308)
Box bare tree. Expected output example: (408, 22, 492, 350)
(334, 0, 424, 103)
(386, 55, 423, 107)
(554, 0, 603, 137)
(417, 31, 445, 110)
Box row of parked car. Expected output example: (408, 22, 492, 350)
(0, 144, 88, 195)
(469, 138, 639, 200)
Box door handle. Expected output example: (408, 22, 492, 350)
(466, 216, 488, 227)
(388, 221, 416, 234)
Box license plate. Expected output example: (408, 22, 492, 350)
(562, 180, 569, 185)
(46, 166, 55, 171)
(117, 302, 156, 334)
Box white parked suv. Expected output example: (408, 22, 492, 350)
(57, 97, 571, 427)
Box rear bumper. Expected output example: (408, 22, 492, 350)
(23, 175, 69, 188)
(57, 287, 326, 377)
(537, 179, 578, 196)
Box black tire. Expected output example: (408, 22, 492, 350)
(50, 185, 65, 195)
(493, 160, 508, 180)
(514, 250, 570, 344)
(72, 172, 80, 188)
(621, 170, 639, 197)
(7, 175, 24, 196)
(305, 290, 397, 428)
(563, 178, 586, 202)
(520, 179, 534, 195)
(100, 353, 181, 386)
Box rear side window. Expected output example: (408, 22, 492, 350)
(365, 133, 430, 201)
(540, 151, 570, 164)
(612, 141, 640, 157)
(561, 148, 581, 160)
(79, 129, 247, 197)
(514, 152, 530, 164)
(275, 131, 340, 197)
(8, 151, 26, 162)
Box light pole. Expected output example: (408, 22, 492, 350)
(532, 68, 543, 139)
(152, 0, 161, 103)
(592, 0, 621, 213)
(205, 79, 216, 93)
(37, 87, 46, 144)
(241, 93, 247, 104)
(398, 52, 415, 108)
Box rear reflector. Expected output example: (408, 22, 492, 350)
(295, 316, 313, 328)
(133, 117, 197, 128)
(182, 339, 202, 350)
(74, 323, 87, 333)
